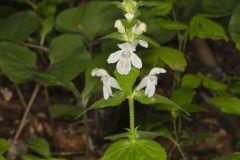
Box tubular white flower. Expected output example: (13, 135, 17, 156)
(132, 22, 147, 35)
(132, 40, 148, 48)
(115, 20, 126, 34)
(107, 42, 142, 75)
(125, 12, 134, 21)
(136, 67, 166, 97)
(91, 68, 121, 100)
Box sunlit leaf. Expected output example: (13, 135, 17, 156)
(171, 88, 195, 106)
(210, 96, 240, 115)
(157, 47, 187, 71)
(159, 19, 187, 30)
(198, 73, 227, 91)
(213, 152, 240, 160)
(181, 74, 201, 89)
(114, 68, 140, 96)
(0, 138, 9, 155)
(134, 90, 183, 111)
(189, 14, 228, 41)
(102, 139, 167, 160)
(28, 138, 51, 158)
(229, 5, 240, 50)
(90, 92, 125, 109)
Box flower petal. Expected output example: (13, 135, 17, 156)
(109, 77, 121, 90)
(118, 42, 136, 52)
(136, 77, 148, 90)
(149, 67, 167, 76)
(138, 40, 148, 48)
(130, 53, 142, 69)
(116, 57, 131, 75)
(91, 68, 108, 77)
(107, 50, 123, 64)
(146, 84, 156, 97)
(103, 84, 112, 100)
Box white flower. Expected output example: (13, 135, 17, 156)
(132, 40, 148, 48)
(125, 12, 134, 21)
(107, 42, 142, 75)
(91, 68, 121, 100)
(115, 20, 126, 34)
(132, 22, 147, 35)
(136, 68, 166, 97)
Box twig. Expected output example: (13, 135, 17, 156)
(13, 84, 41, 142)
(23, 43, 49, 52)
(15, 84, 27, 109)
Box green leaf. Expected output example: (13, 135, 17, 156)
(0, 155, 4, 160)
(105, 131, 165, 141)
(114, 68, 140, 96)
(102, 139, 167, 160)
(159, 19, 187, 30)
(210, 96, 240, 115)
(28, 138, 51, 158)
(157, 47, 187, 72)
(140, 16, 177, 44)
(0, 42, 37, 83)
(40, 16, 54, 45)
(134, 90, 183, 111)
(229, 81, 240, 94)
(213, 152, 240, 160)
(189, 14, 228, 41)
(171, 88, 195, 106)
(105, 132, 130, 141)
(0, 11, 38, 43)
(38, 34, 91, 88)
(48, 104, 84, 119)
(142, 1, 172, 16)
(0, 138, 9, 155)
(55, 1, 121, 41)
(48, 34, 90, 81)
(90, 92, 125, 109)
(229, 5, 240, 50)
(202, 0, 237, 16)
(198, 73, 227, 91)
(181, 74, 201, 89)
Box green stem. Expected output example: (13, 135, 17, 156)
(173, 118, 178, 142)
(173, 118, 186, 159)
(176, 143, 186, 160)
(128, 97, 135, 140)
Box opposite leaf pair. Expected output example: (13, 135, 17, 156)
(91, 67, 166, 100)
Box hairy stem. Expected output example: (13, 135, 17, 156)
(128, 97, 135, 139)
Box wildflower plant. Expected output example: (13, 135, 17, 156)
(91, 0, 169, 159)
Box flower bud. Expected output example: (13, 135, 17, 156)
(114, 20, 126, 34)
(125, 12, 134, 21)
(132, 22, 147, 35)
